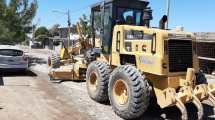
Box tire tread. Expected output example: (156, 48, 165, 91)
(109, 65, 151, 120)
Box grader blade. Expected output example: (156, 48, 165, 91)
(207, 84, 215, 106)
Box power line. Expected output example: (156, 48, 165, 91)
(52, 0, 103, 26)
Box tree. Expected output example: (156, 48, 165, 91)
(0, 22, 15, 44)
(49, 24, 60, 37)
(70, 24, 77, 34)
(79, 14, 92, 37)
(0, 0, 38, 44)
(34, 26, 49, 42)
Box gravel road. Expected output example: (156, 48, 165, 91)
(0, 71, 91, 120)
(1, 47, 215, 120)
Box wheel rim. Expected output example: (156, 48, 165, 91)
(89, 71, 98, 91)
(113, 79, 129, 105)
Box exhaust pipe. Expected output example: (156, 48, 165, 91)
(159, 15, 168, 29)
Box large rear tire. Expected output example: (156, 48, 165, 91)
(108, 65, 151, 120)
(86, 61, 111, 102)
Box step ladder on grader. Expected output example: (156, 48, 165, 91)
(48, 0, 215, 119)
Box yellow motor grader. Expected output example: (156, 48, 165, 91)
(48, 22, 94, 81)
(48, 0, 215, 119)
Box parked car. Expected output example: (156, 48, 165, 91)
(0, 45, 29, 71)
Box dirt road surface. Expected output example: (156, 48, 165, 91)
(0, 71, 91, 119)
(0, 47, 215, 120)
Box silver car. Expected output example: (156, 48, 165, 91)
(0, 45, 29, 70)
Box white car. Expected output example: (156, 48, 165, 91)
(0, 45, 29, 70)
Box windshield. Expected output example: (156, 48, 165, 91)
(0, 49, 23, 56)
(117, 8, 144, 26)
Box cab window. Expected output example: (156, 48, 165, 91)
(125, 30, 153, 41)
(117, 8, 144, 26)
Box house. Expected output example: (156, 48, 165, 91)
(58, 27, 77, 39)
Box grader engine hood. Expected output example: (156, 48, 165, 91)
(164, 31, 199, 74)
(124, 27, 198, 76)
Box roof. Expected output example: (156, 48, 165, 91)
(58, 27, 77, 38)
(0, 45, 22, 51)
(102, 0, 148, 3)
(194, 32, 215, 41)
(91, 0, 149, 9)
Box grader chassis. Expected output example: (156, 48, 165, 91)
(48, 0, 215, 119)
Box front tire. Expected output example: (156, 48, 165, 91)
(109, 65, 151, 120)
(86, 61, 111, 103)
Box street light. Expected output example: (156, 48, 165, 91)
(52, 10, 71, 48)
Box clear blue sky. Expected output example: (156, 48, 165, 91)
(34, 0, 215, 32)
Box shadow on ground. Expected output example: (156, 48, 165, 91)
(0, 77, 3, 86)
(0, 70, 37, 77)
(59, 80, 86, 83)
(49, 79, 86, 84)
(138, 101, 215, 120)
(139, 101, 181, 120)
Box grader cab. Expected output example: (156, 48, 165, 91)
(85, 0, 215, 119)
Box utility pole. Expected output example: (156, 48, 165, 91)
(53, 10, 71, 49)
(166, 0, 170, 29)
(67, 10, 71, 48)
(30, 19, 40, 50)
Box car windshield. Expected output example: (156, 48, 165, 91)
(0, 49, 23, 56)
(117, 8, 143, 26)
